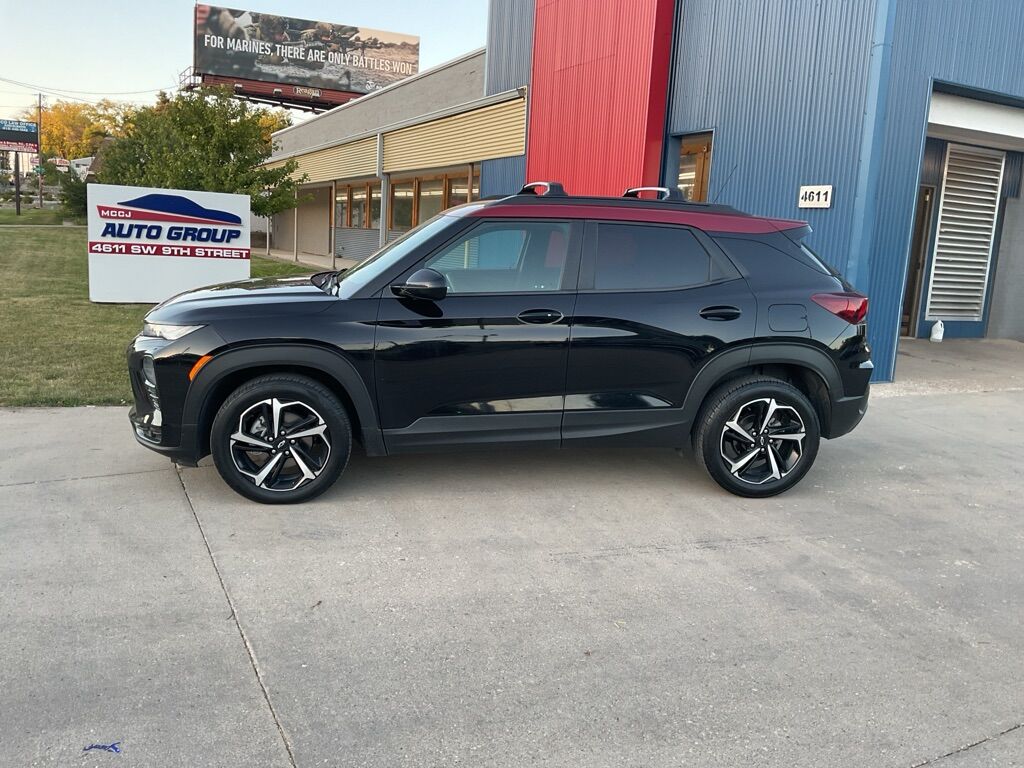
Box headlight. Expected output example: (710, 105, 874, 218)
(142, 322, 204, 340)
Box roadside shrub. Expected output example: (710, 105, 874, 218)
(60, 172, 88, 219)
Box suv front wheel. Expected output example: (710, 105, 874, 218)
(694, 376, 821, 498)
(210, 374, 352, 504)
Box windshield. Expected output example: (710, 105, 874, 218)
(334, 215, 456, 299)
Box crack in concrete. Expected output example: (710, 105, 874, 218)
(175, 466, 299, 768)
(909, 721, 1023, 767)
(0, 466, 169, 488)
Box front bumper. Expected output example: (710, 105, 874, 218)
(127, 333, 208, 466)
(128, 406, 201, 466)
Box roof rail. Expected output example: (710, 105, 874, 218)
(517, 181, 567, 196)
(623, 186, 684, 201)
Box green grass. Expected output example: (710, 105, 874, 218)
(0, 228, 315, 406)
(0, 207, 67, 225)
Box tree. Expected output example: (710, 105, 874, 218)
(96, 89, 302, 217)
(20, 99, 133, 160)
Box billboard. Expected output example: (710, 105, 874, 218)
(193, 5, 419, 95)
(0, 119, 39, 153)
(87, 183, 250, 303)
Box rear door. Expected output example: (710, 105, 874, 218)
(563, 220, 756, 446)
(374, 218, 583, 451)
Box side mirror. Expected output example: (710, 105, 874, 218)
(391, 268, 447, 301)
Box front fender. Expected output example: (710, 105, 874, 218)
(183, 343, 384, 459)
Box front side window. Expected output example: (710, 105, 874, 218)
(593, 223, 711, 291)
(423, 221, 571, 294)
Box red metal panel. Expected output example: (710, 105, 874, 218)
(525, 0, 676, 196)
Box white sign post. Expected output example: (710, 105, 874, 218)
(87, 183, 251, 303)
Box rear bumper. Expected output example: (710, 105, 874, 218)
(826, 385, 869, 439)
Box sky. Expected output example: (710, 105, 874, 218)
(0, 0, 488, 120)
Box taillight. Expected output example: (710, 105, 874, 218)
(811, 291, 868, 324)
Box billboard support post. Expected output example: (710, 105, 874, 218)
(13, 152, 20, 217)
(36, 94, 42, 210)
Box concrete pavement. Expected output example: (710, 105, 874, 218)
(2, 340, 1023, 767)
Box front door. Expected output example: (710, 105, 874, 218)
(374, 218, 582, 451)
(901, 185, 934, 337)
(563, 220, 755, 446)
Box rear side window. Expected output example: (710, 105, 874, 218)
(593, 223, 711, 290)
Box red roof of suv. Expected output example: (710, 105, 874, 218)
(460, 182, 807, 235)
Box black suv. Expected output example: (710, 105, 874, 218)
(128, 182, 871, 503)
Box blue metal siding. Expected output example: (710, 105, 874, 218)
(668, 0, 879, 282)
(485, 0, 535, 94)
(670, 0, 1024, 380)
(480, 0, 533, 198)
(481, 155, 526, 197)
(869, 0, 1024, 379)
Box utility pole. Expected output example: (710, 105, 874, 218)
(36, 93, 43, 209)
(14, 151, 21, 216)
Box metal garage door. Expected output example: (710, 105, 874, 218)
(925, 144, 1005, 321)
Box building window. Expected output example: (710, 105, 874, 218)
(334, 189, 349, 228)
(391, 182, 415, 230)
(350, 186, 368, 228)
(335, 166, 479, 230)
(418, 178, 445, 222)
(369, 184, 382, 229)
(677, 133, 713, 202)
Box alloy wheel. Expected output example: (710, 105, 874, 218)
(229, 398, 332, 492)
(719, 397, 806, 485)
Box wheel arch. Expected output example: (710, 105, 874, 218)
(683, 344, 843, 438)
(184, 344, 385, 459)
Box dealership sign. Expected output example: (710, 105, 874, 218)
(193, 5, 419, 94)
(87, 184, 250, 303)
(0, 119, 39, 152)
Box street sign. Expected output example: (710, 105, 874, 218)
(0, 119, 39, 153)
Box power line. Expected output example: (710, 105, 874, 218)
(0, 76, 172, 96)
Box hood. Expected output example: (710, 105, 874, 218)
(146, 276, 335, 325)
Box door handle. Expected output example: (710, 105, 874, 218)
(517, 309, 564, 324)
(699, 305, 742, 321)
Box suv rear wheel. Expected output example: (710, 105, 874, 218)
(694, 376, 820, 498)
(211, 374, 351, 504)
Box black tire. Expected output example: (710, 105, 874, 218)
(210, 374, 352, 504)
(694, 376, 820, 498)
